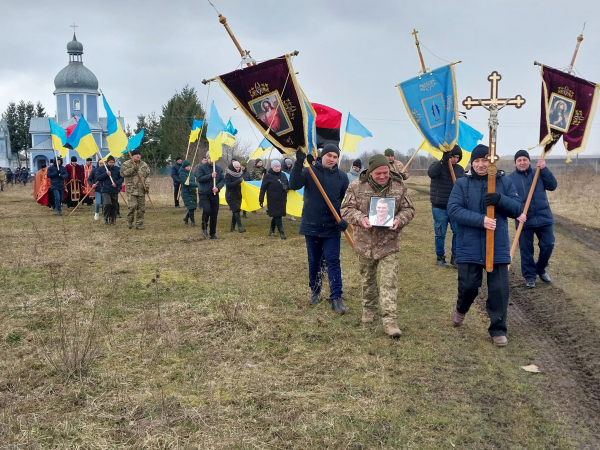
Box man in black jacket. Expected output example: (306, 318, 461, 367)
(171, 157, 183, 208)
(196, 152, 225, 239)
(428, 145, 464, 268)
(46, 158, 68, 216)
(96, 156, 124, 225)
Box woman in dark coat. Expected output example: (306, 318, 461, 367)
(259, 159, 289, 239)
(225, 160, 245, 233)
(179, 160, 198, 226)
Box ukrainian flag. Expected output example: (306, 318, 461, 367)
(206, 102, 226, 161)
(126, 128, 145, 153)
(418, 120, 483, 169)
(64, 115, 98, 159)
(222, 120, 237, 147)
(49, 119, 68, 158)
(189, 119, 205, 143)
(341, 113, 372, 153)
(249, 137, 273, 159)
(102, 95, 128, 158)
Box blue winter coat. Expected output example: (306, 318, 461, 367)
(171, 162, 182, 186)
(47, 165, 68, 190)
(96, 165, 124, 194)
(447, 171, 522, 265)
(196, 162, 224, 195)
(507, 166, 557, 229)
(289, 161, 349, 238)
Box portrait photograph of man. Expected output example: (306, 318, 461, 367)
(369, 197, 395, 227)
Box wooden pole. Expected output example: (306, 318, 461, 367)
(412, 29, 428, 75)
(212, 161, 217, 194)
(448, 159, 456, 183)
(124, 147, 158, 216)
(568, 33, 584, 74)
(68, 191, 90, 216)
(402, 148, 420, 172)
(305, 163, 354, 249)
(218, 14, 255, 67)
(510, 165, 542, 260)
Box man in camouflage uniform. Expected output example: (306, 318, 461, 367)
(250, 159, 266, 181)
(0, 168, 6, 191)
(384, 148, 409, 180)
(120, 149, 150, 230)
(341, 154, 415, 338)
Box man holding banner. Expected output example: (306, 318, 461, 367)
(196, 152, 224, 239)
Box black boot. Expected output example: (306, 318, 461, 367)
(235, 212, 246, 233)
(242, 211, 248, 218)
(277, 225, 286, 239)
(183, 211, 189, 225)
(201, 222, 208, 239)
(268, 229, 276, 237)
(189, 210, 196, 227)
(436, 255, 449, 267)
(230, 214, 236, 232)
(450, 253, 458, 269)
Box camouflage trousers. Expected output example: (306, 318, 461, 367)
(127, 194, 146, 227)
(358, 253, 399, 325)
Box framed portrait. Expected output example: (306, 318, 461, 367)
(548, 93, 576, 133)
(369, 197, 396, 227)
(248, 91, 293, 136)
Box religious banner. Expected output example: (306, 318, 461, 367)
(538, 64, 599, 159)
(397, 64, 459, 152)
(216, 55, 316, 154)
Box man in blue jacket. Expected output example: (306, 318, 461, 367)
(96, 156, 124, 225)
(290, 144, 349, 314)
(171, 156, 183, 208)
(196, 152, 224, 239)
(447, 145, 523, 347)
(508, 150, 557, 288)
(46, 158, 68, 216)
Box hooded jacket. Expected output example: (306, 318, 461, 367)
(428, 146, 465, 209)
(347, 168, 360, 183)
(289, 161, 349, 238)
(507, 165, 557, 229)
(447, 170, 522, 265)
(259, 168, 289, 217)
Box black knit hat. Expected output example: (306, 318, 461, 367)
(176, 156, 183, 162)
(86, 157, 93, 161)
(321, 143, 340, 157)
(353, 158, 362, 168)
(130, 149, 141, 156)
(71, 156, 77, 162)
(470, 144, 489, 163)
(514, 149, 530, 161)
(107, 156, 115, 162)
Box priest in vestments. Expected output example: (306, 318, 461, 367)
(82, 158, 95, 206)
(65, 156, 84, 208)
(34, 165, 52, 207)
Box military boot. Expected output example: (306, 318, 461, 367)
(436, 255, 449, 267)
(384, 323, 402, 338)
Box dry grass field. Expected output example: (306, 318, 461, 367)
(0, 171, 599, 449)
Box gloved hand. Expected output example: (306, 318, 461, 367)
(295, 151, 306, 163)
(259, 202, 264, 208)
(400, 172, 408, 180)
(337, 219, 349, 232)
(484, 193, 501, 206)
(442, 152, 451, 162)
(307, 154, 315, 165)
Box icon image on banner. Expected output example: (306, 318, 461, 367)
(249, 91, 293, 136)
(421, 93, 446, 129)
(548, 93, 576, 133)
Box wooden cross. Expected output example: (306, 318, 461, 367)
(462, 71, 525, 272)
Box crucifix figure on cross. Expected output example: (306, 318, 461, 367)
(462, 71, 526, 272)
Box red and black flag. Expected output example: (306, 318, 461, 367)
(538, 64, 599, 159)
(312, 103, 342, 148)
(216, 55, 317, 155)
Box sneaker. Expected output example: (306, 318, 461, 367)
(436, 255, 449, 267)
(526, 279, 536, 289)
(539, 271, 552, 283)
(126, 222, 133, 229)
(279, 231, 287, 239)
(451, 309, 465, 327)
(268, 230, 276, 237)
(94, 213, 99, 221)
(330, 298, 346, 315)
(309, 293, 320, 305)
(288, 215, 296, 221)
(492, 335, 508, 347)
(361, 312, 374, 324)
(384, 323, 402, 338)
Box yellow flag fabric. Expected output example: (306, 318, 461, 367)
(51, 134, 68, 158)
(219, 180, 304, 215)
(222, 132, 236, 148)
(208, 132, 224, 162)
(419, 140, 470, 169)
(250, 138, 273, 159)
(286, 190, 304, 217)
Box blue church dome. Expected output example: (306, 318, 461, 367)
(53, 33, 99, 95)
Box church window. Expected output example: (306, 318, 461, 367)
(73, 99, 80, 111)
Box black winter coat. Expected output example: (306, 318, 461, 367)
(507, 166, 557, 229)
(96, 165, 124, 194)
(171, 162, 182, 185)
(259, 169, 289, 217)
(47, 165, 68, 190)
(428, 150, 465, 209)
(196, 162, 224, 195)
(225, 164, 244, 212)
(242, 168, 251, 181)
(289, 161, 349, 238)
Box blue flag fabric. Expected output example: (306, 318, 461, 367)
(398, 64, 459, 151)
(304, 98, 317, 155)
(457, 120, 484, 152)
(126, 129, 145, 152)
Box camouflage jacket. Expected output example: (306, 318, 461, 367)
(341, 172, 415, 260)
(391, 160, 409, 179)
(250, 166, 266, 181)
(120, 159, 150, 196)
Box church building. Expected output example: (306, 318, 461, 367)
(28, 31, 124, 172)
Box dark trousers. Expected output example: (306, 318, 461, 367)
(305, 235, 343, 300)
(432, 206, 458, 256)
(270, 216, 283, 231)
(51, 188, 63, 213)
(519, 224, 554, 281)
(102, 193, 119, 224)
(456, 263, 510, 337)
(199, 193, 220, 235)
(174, 183, 181, 207)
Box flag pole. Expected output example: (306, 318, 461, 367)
(402, 147, 420, 172)
(124, 147, 158, 216)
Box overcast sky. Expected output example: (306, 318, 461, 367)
(2, 0, 599, 158)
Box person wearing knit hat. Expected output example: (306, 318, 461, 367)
(251, 159, 266, 181)
(179, 160, 198, 226)
(239, 161, 251, 217)
(225, 160, 246, 233)
(195, 152, 224, 239)
(346, 158, 363, 183)
(340, 153, 415, 338)
(259, 159, 289, 239)
(282, 157, 293, 174)
(447, 144, 523, 347)
(171, 156, 183, 208)
(46, 155, 69, 216)
(120, 146, 151, 230)
(384, 148, 409, 180)
(290, 146, 349, 314)
(428, 144, 465, 268)
(508, 150, 557, 288)
(96, 155, 124, 225)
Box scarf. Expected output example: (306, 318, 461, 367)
(368, 175, 391, 193)
(227, 168, 243, 178)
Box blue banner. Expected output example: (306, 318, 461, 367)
(398, 65, 459, 151)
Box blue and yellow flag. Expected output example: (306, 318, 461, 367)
(418, 120, 483, 169)
(206, 102, 226, 161)
(303, 98, 317, 156)
(189, 119, 205, 143)
(341, 113, 372, 153)
(250, 137, 273, 160)
(102, 95, 128, 157)
(398, 65, 459, 152)
(126, 128, 145, 153)
(49, 119, 68, 158)
(64, 115, 98, 159)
